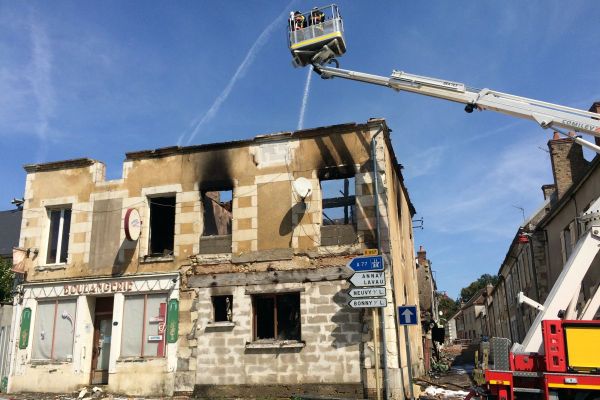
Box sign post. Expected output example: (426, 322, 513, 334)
(398, 306, 418, 400)
(346, 255, 387, 400)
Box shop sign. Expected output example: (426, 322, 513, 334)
(19, 308, 32, 349)
(63, 280, 134, 296)
(166, 299, 179, 343)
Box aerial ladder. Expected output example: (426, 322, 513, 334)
(289, 5, 600, 399)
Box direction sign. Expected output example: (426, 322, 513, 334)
(348, 287, 386, 298)
(398, 305, 418, 325)
(349, 298, 387, 308)
(349, 271, 385, 287)
(347, 255, 384, 272)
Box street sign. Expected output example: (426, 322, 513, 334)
(349, 271, 385, 287)
(347, 255, 384, 272)
(398, 305, 418, 325)
(349, 298, 387, 308)
(363, 248, 378, 256)
(348, 287, 386, 298)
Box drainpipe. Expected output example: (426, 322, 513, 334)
(371, 128, 407, 399)
(371, 128, 391, 399)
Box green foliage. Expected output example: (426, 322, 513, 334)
(459, 273, 499, 303)
(437, 292, 459, 319)
(0, 257, 14, 303)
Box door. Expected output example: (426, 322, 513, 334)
(91, 297, 113, 385)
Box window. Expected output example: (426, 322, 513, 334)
(561, 222, 575, 264)
(212, 295, 233, 322)
(148, 196, 175, 256)
(46, 208, 71, 264)
(252, 293, 300, 341)
(201, 190, 232, 236)
(121, 294, 168, 358)
(32, 299, 77, 361)
(320, 177, 355, 226)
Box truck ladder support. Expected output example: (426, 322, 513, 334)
(516, 225, 600, 354)
(313, 64, 600, 153)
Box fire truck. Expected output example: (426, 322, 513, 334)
(288, 5, 600, 399)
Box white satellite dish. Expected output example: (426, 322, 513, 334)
(292, 177, 313, 201)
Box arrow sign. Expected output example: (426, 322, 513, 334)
(398, 305, 418, 325)
(349, 298, 387, 308)
(348, 287, 386, 298)
(347, 255, 384, 272)
(349, 271, 385, 287)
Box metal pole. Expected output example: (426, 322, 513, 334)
(373, 308, 382, 400)
(404, 324, 415, 400)
(372, 132, 391, 399)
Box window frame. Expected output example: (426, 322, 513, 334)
(32, 298, 77, 362)
(251, 292, 301, 342)
(120, 293, 169, 359)
(45, 207, 72, 265)
(147, 195, 176, 258)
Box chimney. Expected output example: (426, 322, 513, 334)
(541, 184, 556, 201)
(589, 101, 600, 147)
(548, 132, 589, 199)
(417, 245, 427, 266)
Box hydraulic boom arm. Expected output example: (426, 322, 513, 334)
(313, 63, 600, 154)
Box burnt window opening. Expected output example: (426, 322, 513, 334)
(320, 177, 355, 225)
(148, 196, 175, 256)
(202, 190, 232, 236)
(253, 293, 300, 341)
(212, 295, 233, 322)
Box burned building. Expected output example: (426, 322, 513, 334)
(9, 119, 422, 398)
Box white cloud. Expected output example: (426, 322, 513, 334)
(178, 0, 296, 146)
(417, 132, 551, 238)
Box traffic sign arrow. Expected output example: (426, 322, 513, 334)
(348, 298, 387, 308)
(398, 305, 418, 325)
(348, 287, 386, 298)
(347, 255, 384, 272)
(349, 271, 385, 287)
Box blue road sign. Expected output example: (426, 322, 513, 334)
(398, 305, 418, 325)
(347, 255, 384, 272)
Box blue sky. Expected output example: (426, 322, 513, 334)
(1, 1, 599, 298)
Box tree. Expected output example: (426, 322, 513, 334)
(0, 257, 14, 303)
(459, 273, 499, 303)
(437, 292, 459, 320)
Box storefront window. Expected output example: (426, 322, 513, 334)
(32, 299, 77, 361)
(121, 294, 168, 357)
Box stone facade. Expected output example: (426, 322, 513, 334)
(9, 119, 422, 399)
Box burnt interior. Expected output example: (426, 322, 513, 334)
(212, 295, 233, 322)
(149, 196, 175, 256)
(202, 190, 233, 236)
(253, 292, 301, 341)
(320, 175, 355, 226)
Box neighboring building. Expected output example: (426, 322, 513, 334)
(455, 287, 491, 343)
(483, 103, 600, 342)
(0, 210, 22, 259)
(0, 209, 22, 392)
(415, 245, 438, 372)
(9, 119, 423, 399)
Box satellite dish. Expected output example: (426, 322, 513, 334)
(124, 208, 142, 241)
(292, 177, 313, 200)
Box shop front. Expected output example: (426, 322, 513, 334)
(9, 273, 179, 396)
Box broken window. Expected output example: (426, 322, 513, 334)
(46, 207, 72, 264)
(252, 292, 300, 341)
(121, 294, 168, 358)
(148, 196, 175, 256)
(201, 190, 232, 236)
(212, 295, 233, 322)
(320, 177, 355, 226)
(32, 299, 77, 361)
